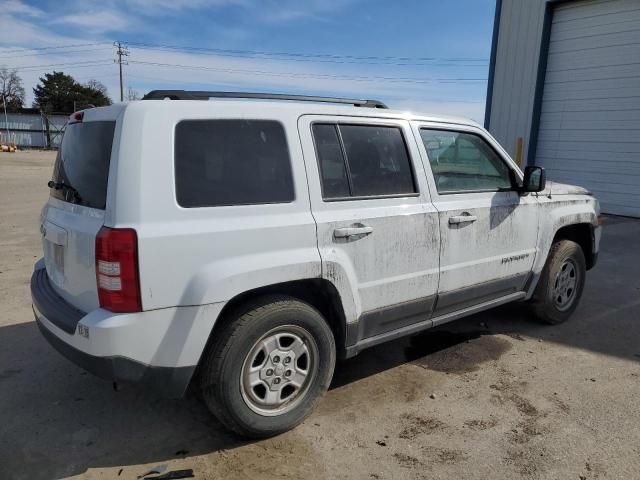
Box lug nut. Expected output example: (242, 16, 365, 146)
(273, 378, 281, 385)
(285, 370, 292, 377)
(283, 357, 291, 364)
(266, 368, 274, 376)
(273, 355, 280, 363)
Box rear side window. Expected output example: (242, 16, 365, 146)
(51, 121, 116, 210)
(312, 123, 416, 199)
(175, 120, 294, 207)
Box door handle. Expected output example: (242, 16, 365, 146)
(448, 214, 477, 225)
(334, 224, 373, 239)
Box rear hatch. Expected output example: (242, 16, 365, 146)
(41, 111, 118, 312)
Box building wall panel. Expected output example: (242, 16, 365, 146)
(536, 0, 640, 217)
(486, 0, 547, 163)
(487, 0, 640, 217)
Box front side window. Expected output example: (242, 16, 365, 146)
(175, 120, 294, 207)
(420, 129, 513, 194)
(312, 123, 416, 199)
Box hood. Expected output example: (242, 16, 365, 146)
(539, 181, 591, 196)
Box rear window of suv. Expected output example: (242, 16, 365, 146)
(175, 120, 294, 207)
(51, 121, 116, 210)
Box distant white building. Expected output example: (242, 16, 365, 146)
(485, 0, 640, 217)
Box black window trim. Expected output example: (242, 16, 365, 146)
(310, 120, 420, 202)
(419, 126, 521, 196)
(173, 118, 296, 209)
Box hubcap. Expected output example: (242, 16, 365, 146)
(553, 259, 579, 311)
(240, 325, 318, 416)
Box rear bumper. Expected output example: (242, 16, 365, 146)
(31, 267, 84, 334)
(35, 315, 195, 398)
(31, 266, 224, 398)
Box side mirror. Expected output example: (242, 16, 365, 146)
(522, 166, 546, 193)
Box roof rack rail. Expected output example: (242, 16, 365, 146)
(141, 90, 388, 109)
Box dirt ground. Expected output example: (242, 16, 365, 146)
(1, 150, 639, 480)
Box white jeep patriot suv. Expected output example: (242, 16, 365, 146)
(31, 90, 601, 438)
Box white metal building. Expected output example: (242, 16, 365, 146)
(485, 0, 640, 217)
(1, 109, 68, 148)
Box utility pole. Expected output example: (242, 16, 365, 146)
(1, 75, 10, 141)
(114, 41, 129, 102)
(2, 95, 9, 143)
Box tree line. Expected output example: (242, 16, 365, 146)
(0, 67, 113, 114)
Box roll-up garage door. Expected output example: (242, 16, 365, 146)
(535, 0, 640, 217)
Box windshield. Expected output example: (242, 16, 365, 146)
(51, 121, 116, 210)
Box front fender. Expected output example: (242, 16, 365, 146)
(526, 196, 598, 298)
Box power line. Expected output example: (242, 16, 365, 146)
(124, 70, 486, 103)
(11, 60, 114, 72)
(130, 45, 488, 67)
(124, 40, 489, 66)
(0, 42, 109, 55)
(0, 46, 113, 60)
(0, 41, 488, 66)
(6, 55, 486, 85)
(128, 59, 487, 85)
(1, 40, 488, 68)
(3, 40, 488, 104)
(74, 72, 121, 82)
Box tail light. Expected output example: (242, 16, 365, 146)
(95, 227, 142, 313)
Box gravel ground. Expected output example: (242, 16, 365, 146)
(1, 150, 639, 480)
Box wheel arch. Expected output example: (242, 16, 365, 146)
(553, 223, 596, 270)
(525, 208, 597, 301)
(189, 278, 348, 393)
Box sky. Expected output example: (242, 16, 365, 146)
(0, 0, 496, 122)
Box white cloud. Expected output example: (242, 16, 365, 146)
(54, 10, 133, 33)
(3, 0, 44, 17)
(123, 0, 249, 10)
(257, 0, 359, 23)
(119, 0, 357, 22)
(0, 16, 90, 49)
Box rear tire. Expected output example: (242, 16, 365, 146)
(530, 240, 586, 324)
(200, 295, 336, 438)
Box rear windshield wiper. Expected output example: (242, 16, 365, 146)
(48, 180, 82, 203)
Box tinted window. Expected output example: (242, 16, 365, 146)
(312, 124, 350, 198)
(312, 123, 416, 199)
(175, 120, 294, 207)
(341, 125, 416, 197)
(51, 121, 115, 209)
(420, 129, 513, 193)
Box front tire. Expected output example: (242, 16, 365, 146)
(200, 296, 336, 438)
(530, 240, 586, 324)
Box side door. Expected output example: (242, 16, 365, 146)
(298, 115, 440, 346)
(412, 122, 539, 319)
